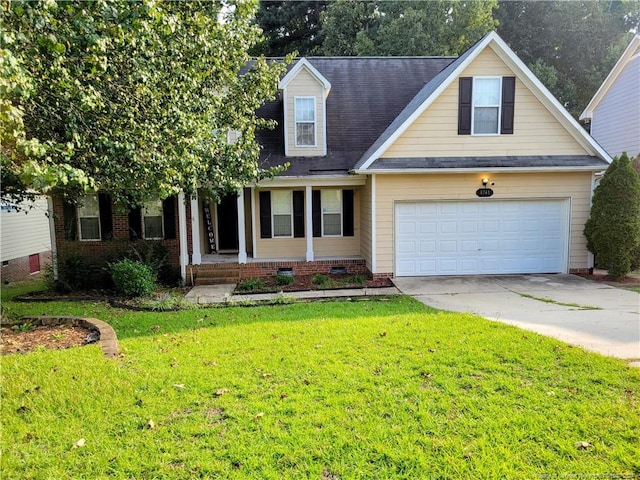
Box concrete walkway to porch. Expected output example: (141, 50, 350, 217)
(185, 284, 401, 304)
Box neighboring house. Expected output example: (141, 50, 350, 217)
(580, 34, 640, 159)
(51, 32, 610, 284)
(1, 197, 52, 283)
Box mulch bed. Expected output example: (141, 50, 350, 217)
(234, 274, 393, 294)
(1, 324, 97, 355)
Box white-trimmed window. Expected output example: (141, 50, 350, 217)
(472, 77, 501, 134)
(294, 97, 316, 146)
(272, 190, 293, 237)
(142, 200, 163, 240)
(321, 190, 342, 236)
(78, 194, 101, 241)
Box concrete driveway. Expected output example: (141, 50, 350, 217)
(392, 274, 640, 361)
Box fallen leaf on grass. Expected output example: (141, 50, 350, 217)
(215, 388, 228, 397)
(254, 412, 264, 419)
(574, 441, 592, 449)
(173, 384, 185, 390)
(72, 438, 86, 449)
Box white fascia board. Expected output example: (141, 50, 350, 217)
(255, 175, 366, 188)
(359, 31, 611, 170)
(580, 35, 640, 121)
(357, 166, 608, 175)
(278, 58, 331, 93)
(357, 34, 496, 171)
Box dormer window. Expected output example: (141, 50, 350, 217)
(295, 97, 316, 146)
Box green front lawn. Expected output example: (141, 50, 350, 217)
(2, 282, 639, 479)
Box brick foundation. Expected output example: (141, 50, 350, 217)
(1, 251, 52, 284)
(239, 259, 369, 279)
(569, 268, 591, 275)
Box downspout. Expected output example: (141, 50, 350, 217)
(47, 196, 58, 280)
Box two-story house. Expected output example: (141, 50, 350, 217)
(51, 32, 610, 285)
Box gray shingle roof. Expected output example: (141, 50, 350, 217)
(256, 57, 455, 176)
(351, 39, 483, 171)
(368, 155, 610, 170)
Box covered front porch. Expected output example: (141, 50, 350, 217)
(180, 181, 370, 285)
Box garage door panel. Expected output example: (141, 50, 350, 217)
(439, 240, 457, 253)
(461, 240, 479, 252)
(420, 241, 436, 253)
(396, 199, 568, 276)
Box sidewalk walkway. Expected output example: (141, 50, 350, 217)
(185, 284, 400, 304)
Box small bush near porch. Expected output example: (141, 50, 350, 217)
(1, 284, 639, 478)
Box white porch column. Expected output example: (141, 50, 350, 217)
(305, 185, 314, 261)
(250, 187, 257, 260)
(237, 189, 247, 264)
(178, 192, 189, 281)
(371, 174, 377, 274)
(190, 194, 202, 265)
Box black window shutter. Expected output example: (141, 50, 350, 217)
(128, 207, 142, 240)
(259, 191, 272, 238)
(293, 191, 305, 238)
(162, 196, 176, 240)
(312, 190, 321, 237)
(62, 200, 77, 240)
(501, 76, 516, 135)
(458, 77, 472, 135)
(342, 190, 354, 237)
(98, 193, 113, 241)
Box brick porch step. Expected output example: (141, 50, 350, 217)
(192, 265, 240, 286)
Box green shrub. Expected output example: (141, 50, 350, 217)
(237, 278, 268, 292)
(276, 274, 294, 286)
(312, 273, 335, 288)
(346, 274, 367, 286)
(584, 153, 640, 279)
(111, 259, 156, 297)
(54, 252, 108, 292)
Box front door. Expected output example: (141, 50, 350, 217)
(216, 194, 239, 251)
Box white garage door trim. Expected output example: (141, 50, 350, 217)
(394, 198, 570, 276)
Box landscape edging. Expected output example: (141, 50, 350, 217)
(19, 316, 119, 359)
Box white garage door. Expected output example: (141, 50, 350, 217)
(395, 199, 569, 276)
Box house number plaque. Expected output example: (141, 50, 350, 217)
(476, 188, 494, 198)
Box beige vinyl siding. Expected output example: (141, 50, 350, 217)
(360, 179, 373, 270)
(253, 188, 362, 259)
(315, 192, 361, 257)
(256, 237, 307, 259)
(374, 172, 593, 274)
(1, 197, 51, 262)
(285, 67, 326, 157)
(383, 47, 589, 158)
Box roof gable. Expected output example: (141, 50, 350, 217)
(580, 34, 640, 121)
(354, 31, 611, 171)
(257, 56, 455, 176)
(278, 58, 331, 94)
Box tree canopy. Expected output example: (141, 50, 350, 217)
(252, 0, 327, 56)
(495, 0, 640, 118)
(1, 0, 289, 207)
(321, 0, 498, 56)
(254, 0, 639, 119)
